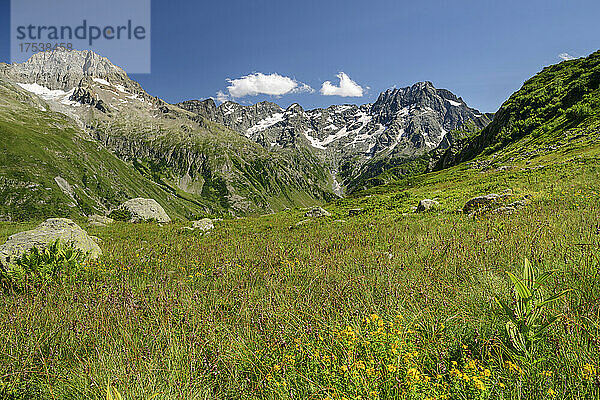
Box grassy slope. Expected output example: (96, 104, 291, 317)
(0, 117, 599, 399)
(0, 81, 211, 221)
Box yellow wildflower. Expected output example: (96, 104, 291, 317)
(473, 378, 486, 391)
(582, 364, 597, 380)
(547, 388, 556, 397)
(387, 364, 397, 373)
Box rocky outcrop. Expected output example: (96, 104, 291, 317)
(463, 191, 528, 215)
(119, 198, 171, 223)
(192, 218, 214, 231)
(415, 199, 440, 213)
(0, 218, 101, 267)
(305, 207, 331, 218)
(463, 194, 504, 214)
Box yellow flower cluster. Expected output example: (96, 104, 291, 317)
(582, 364, 597, 380)
(258, 314, 497, 400)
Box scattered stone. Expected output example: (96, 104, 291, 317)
(496, 166, 515, 172)
(463, 193, 508, 214)
(305, 207, 331, 218)
(415, 199, 440, 213)
(192, 218, 214, 232)
(88, 214, 114, 227)
(507, 199, 529, 208)
(119, 198, 171, 223)
(349, 208, 366, 216)
(0, 218, 102, 267)
(295, 219, 312, 226)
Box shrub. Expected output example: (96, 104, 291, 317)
(565, 103, 593, 121)
(0, 239, 87, 291)
(108, 208, 132, 221)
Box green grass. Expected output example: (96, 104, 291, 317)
(0, 152, 599, 398)
(2, 50, 600, 400)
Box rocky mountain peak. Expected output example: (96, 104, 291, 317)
(4, 49, 128, 91)
(180, 81, 491, 191)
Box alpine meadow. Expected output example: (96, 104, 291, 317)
(1, 3, 600, 399)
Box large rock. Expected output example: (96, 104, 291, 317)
(415, 199, 440, 213)
(305, 207, 331, 218)
(463, 194, 502, 214)
(0, 218, 102, 267)
(192, 218, 214, 232)
(120, 198, 171, 223)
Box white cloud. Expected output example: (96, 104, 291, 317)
(320, 72, 364, 97)
(216, 90, 229, 103)
(222, 72, 313, 99)
(558, 52, 576, 61)
(294, 82, 315, 94)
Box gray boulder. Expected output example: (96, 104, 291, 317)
(88, 214, 114, 227)
(305, 207, 331, 218)
(463, 194, 502, 214)
(120, 198, 171, 223)
(0, 218, 102, 267)
(415, 199, 440, 213)
(192, 218, 214, 232)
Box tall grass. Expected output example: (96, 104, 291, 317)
(0, 167, 599, 399)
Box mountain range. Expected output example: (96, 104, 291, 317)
(0, 49, 512, 220)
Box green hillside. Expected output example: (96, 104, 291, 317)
(433, 50, 600, 170)
(0, 80, 209, 221)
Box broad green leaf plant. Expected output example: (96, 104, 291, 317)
(496, 258, 571, 359)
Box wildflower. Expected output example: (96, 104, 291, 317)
(387, 364, 397, 373)
(450, 368, 462, 378)
(483, 368, 491, 377)
(582, 364, 597, 380)
(505, 361, 523, 374)
(407, 367, 420, 382)
(466, 358, 477, 370)
(473, 377, 486, 390)
(340, 365, 348, 373)
(273, 364, 281, 371)
(547, 388, 556, 397)
(541, 370, 553, 377)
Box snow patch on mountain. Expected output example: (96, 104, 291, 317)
(246, 113, 285, 135)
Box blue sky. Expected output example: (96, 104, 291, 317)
(1, 0, 599, 112)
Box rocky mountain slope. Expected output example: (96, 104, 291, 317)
(0, 49, 492, 220)
(432, 50, 600, 171)
(178, 81, 491, 193)
(0, 50, 335, 220)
